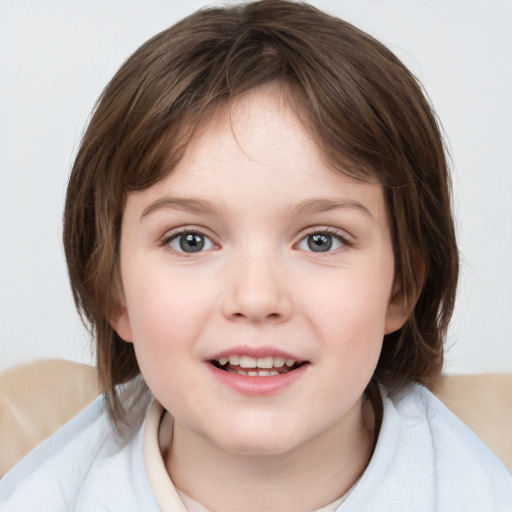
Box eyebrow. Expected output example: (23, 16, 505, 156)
(141, 197, 219, 218)
(140, 196, 374, 220)
(288, 198, 374, 218)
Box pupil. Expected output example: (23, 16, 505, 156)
(308, 234, 332, 252)
(180, 233, 204, 252)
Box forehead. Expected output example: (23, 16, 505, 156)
(185, 87, 321, 175)
(124, 85, 388, 225)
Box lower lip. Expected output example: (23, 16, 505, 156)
(207, 363, 308, 396)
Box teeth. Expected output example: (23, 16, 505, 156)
(239, 356, 257, 368)
(228, 355, 240, 365)
(226, 368, 286, 377)
(217, 355, 299, 370)
(256, 356, 273, 369)
(273, 357, 285, 368)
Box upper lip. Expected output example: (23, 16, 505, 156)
(208, 345, 306, 363)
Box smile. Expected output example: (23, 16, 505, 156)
(211, 355, 305, 377)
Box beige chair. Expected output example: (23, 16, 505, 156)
(0, 359, 511, 477)
(0, 359, 101, 476)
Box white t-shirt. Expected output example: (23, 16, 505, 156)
(0, 385, 511, 511)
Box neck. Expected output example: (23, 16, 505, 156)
(166, 397, 375, 512)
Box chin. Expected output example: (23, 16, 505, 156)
(211, 423, 305, 457)
(224, 440, 297, 457)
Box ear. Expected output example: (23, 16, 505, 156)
(384, 256, 426, 335)
(108, 271, 133, 342)
(384, 283, 411, 335)
(110, 307, 134, 343)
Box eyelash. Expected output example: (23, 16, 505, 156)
(161, 228, 216, 256)
(296, 227, 353, 254)
(160, 227, 353, 255)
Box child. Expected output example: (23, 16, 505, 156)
(1, 0, 511, 510)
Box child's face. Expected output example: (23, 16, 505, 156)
(113, 86, 407, 457)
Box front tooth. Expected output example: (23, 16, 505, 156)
(229, 355, 240, 365)
(273, 357, 285, 368)
(256, 356, 273, 369)
(239, 355, 257, 368)
(285, 359, 296, 367)
(218, 356, 229, 365)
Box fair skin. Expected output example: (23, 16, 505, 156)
(113, 86, 409, 511)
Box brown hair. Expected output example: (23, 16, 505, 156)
(63, 0, 458, 426)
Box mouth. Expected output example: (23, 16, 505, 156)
(210, 355, 307, 377)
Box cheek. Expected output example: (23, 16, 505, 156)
(312, 287, 387, 398)
(121, 266, 221, 393)
(125, 283, 205, 408)
(123, 276, 197, 360)
(307, 270, 392, 335)
(301, 262, 394, 376)
(125, 265, 203, 332)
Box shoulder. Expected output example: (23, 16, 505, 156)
(396, 385, 509, 473)
(397, 386, 512, 509)
(0, 394, 159, 512)
(0, 395, 108, 510)
(345, 385, 512, 511)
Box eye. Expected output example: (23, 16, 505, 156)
(296, 231, 347, 253)
(167, 231, 215, 253)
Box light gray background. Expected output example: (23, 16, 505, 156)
(1, 0, 511, 374)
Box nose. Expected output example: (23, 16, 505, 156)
(221, 250, 292, 324)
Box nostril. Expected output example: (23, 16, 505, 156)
(222, 290, 291, 322)
(230, 312, 280, 320)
